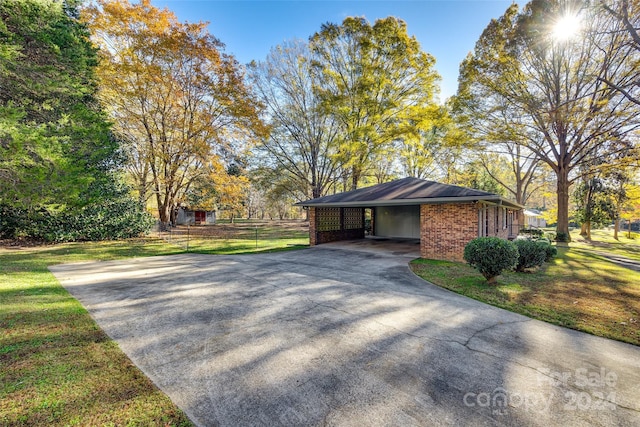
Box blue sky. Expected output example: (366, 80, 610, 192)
(153, 0, 517, 100)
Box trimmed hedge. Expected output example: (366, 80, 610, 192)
(513, 239, 547, 272)
(463, 237, 519, 283)
(540, 242, 558, 262)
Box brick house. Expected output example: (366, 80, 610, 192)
(297, 177, 523, 262)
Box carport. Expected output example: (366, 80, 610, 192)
(297, 177, 524, 262)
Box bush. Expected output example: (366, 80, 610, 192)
(520, 227, 544, 237)
(0, 204, 25, 239)
(0, 178, 155, 242)
(540, 242, 558, 262)
(513, 239, 547, 272)
(555, 232, 569, 242)
(463, 237, 519, 283)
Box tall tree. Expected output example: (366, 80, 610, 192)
(573, 175, 615, 239)
(452, 89, 546, 206)
(0, 0, 115, 210)
(477, 148, 546, 206)
(248, 40, 341, 200)
(457, 1, 640, 240)
(310, 16, 442, 189)
(84, 0, 265, 226)
(598, 0, 640, 105)
(398, 105, 451, 180)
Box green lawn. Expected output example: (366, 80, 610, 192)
(410, 229, 640, 346)
(155, 220, 310, 254)
(570, 228, 640, 262)
(0, 239, 193, 426)
(0, 223, 309, 426)
(4, 225, 638, 424)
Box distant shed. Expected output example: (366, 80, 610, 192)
(176, 208, 216, 225)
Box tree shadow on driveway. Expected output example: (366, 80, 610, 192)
(50, 248, 640, 426)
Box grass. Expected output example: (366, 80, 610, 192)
(410, 229, 640, 346)
(570, 228, 640, 262)
(0, 221, 309, 426)
(0, 239, 193, 426)
(156, 220, 310, 254)
(5, 221, 636, 424)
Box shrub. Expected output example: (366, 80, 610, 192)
(513, 239, 547, 272)
(555, 232, 569, 242)
(463, 237, 519, 283)
(520, 227, 544, 237)
(0, 204, 25, 239)
(0, 178, 154, 242)
(540, 242, 558, 262)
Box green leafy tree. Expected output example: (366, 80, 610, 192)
(452, 92, 547, 206)
(398, 105, 452, 180)
(0, 0, 116, 210)
(455, 159, 506, 195)
(310, 16, 442, 189)
(573, 176, 616, 238)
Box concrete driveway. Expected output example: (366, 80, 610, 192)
(49, 246, 640, 426)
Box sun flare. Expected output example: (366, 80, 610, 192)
(552, 13, 582, 41)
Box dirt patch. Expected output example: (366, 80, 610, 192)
(0, 238, 50, 249)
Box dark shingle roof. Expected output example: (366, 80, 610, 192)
(297, 177, 522, 208)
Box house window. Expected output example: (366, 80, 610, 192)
(478, 205, 489, 237)
(502, 207, 508, 229)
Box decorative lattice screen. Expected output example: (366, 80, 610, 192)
(317, 208, 341, 231)
(343, 208, 363, 230)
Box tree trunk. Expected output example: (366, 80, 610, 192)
(138, 181, 147, 207)
(584, 221, 591, 239)
(170, 207, 177, 226)
(614, 218, 619, 240)
(580, 182, 593, 238)
(351, 166, 360, 191)
(556, 168, 571, 242)
(580, 222, 588, 236)
(157, 198, 170, 231)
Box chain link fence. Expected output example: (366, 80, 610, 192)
(154, 220, 309, 253)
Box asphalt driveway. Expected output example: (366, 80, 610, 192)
(49, 245, 640, 426)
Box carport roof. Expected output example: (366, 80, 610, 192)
(297, 177, 523, 208)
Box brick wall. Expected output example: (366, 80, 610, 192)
(309, 203, 520, 262)
(309, 207, 317, 246)
(420, 203, 479, 262)
(479, 205, 521, 239)
(308, 207, 365, 245)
